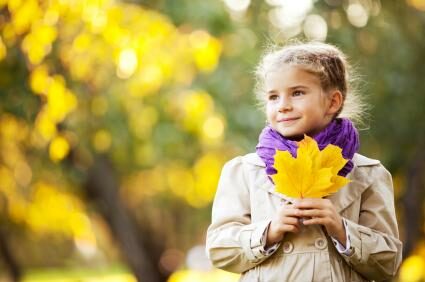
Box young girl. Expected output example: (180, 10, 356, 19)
(206, 42, 402, 281)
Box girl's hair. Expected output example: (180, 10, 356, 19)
(254, 41, 367, 125)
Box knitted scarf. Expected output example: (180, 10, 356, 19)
(256, 118, 359, 177)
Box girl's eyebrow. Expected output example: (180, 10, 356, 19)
(266, 85, 310, 93)
(267, 89, 279, 94)
(288, 85, 309, 90)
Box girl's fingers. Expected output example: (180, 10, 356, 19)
(299, 208, 330, 218)
(294, 198, 332, 210)
(281, 224, 299, 233)
(289, 225, 300, 233)
(277, 205, 301, 217)
(302, 217, 326, 226)
(281, 216, 299, 226)
(294, 199, 322, 209)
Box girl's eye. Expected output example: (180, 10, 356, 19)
(292, 90, 305, 97)
(268, 94, 279, 101)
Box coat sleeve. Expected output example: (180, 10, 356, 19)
(341, 164, 403, 281)
(205, 157, 278, 273)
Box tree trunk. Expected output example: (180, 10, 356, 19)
(0, 228, 21, 282)
(85, 155, 162, 282)
(402, 151, 425, 257)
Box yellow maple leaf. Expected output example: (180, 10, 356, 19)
(271, 135, 350, 198)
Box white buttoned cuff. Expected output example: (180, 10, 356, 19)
(239, 220, 280, 262)
(331, 218, 353, 256)
(259, 221, 280, 256)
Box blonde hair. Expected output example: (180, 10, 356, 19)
(254, 41, 367, 126)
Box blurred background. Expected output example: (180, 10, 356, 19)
(0, 0, 424, 281)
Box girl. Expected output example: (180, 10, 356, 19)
(206, 42, 402, 281)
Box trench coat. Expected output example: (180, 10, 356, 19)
(206, 153, 402, 281)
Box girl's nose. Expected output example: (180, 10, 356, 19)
(278, 96, 292, 112)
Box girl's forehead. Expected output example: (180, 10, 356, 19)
(264, 65, 321, 88)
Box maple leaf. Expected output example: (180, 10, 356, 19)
(271, 135, 350, 198)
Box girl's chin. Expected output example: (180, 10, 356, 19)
(285, 134, 304, 141)
(276, 130, 304, 141)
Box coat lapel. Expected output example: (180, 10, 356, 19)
(326, 167, 373, 212)
(255, 169, 294, 204)
(327, 153, 380, 212)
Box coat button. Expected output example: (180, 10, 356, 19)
(282, 241, 293, 254)
(314, 238, 327, 250)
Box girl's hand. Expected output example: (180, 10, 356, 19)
(266, 203, 300, 247)
(294, 198, 346, 246)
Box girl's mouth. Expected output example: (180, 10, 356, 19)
(278, 117, 300, 123)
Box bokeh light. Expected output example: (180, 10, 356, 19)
(303, 14, 328, 41)
(346, 3, 369, 28)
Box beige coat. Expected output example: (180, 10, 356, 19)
(206, 153, 402, 281)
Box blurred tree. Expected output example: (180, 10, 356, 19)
(0, 0, 229, 280)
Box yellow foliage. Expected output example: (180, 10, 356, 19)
(168, 269, 239, 282)
(167, 164, 195, 199)
(190, 152, 224, 207)
(179, 90, 215, 133)
(72, 32, 93, 52)
(190, 30, 222, 73)
(123, 151, 226, 208)
(30, 67, 77, 142)
(92, 129, 112, 152)
(22, 22, 57, 64)
(399, 255, 425, 282)
(1, 0, 223, 161)
(30, 65, 50, 94)
(272, 135, 350, 198)
(0, 113, 29, 142)
(46, 77, 78, 123)
(91, 96, 109, 116)
(128, 105, 158, 139)
(0, 166, 17, 212)
(0, 36, 6, 61)
(24, 182, 95, 242)
(116, 48, 138, 79)
(35, 108, 57, 141)
(136, 64, 164, 95)
(121, 166, 168, 207)
(134, 143, 155, 166)
(0, 115, 32, 221)
(14, 160, 32, 187)
(0, 115, 30, 174)
(407, 0, 425, 11)
(49, 136, 70, 162)
(23, 272, 136, 282)
(128, 153, 225, 208)
(201, 114, 226, 145)
(9, 0, 42, 35)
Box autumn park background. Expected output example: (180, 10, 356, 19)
(0, 0, 424, 281)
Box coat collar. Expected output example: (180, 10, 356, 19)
(243, 152, 380, 212)
(242, 152, 380, 167)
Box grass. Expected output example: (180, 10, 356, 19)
(21, 264, 136, 282)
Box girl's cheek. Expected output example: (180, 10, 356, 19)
(267, 101, 278, 109)
(266, 107, 276, 118)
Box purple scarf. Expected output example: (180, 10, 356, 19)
(256, 118, 359, 177)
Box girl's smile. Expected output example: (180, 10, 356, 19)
(277, 117, 300, 123)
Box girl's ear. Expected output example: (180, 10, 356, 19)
(327, 90, 343, 115)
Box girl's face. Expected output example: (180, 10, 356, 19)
(265, 65, 341, 140)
